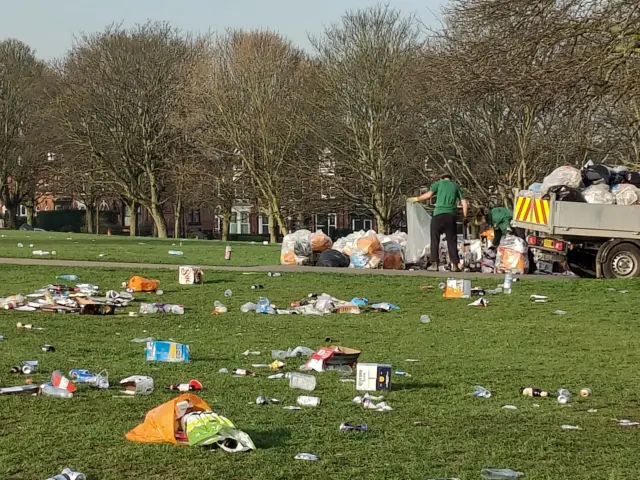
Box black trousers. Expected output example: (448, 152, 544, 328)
(429, 213, 460, 266)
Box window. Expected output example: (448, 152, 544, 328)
(240, 213, 249, 234)
(328, 214, 337, 236)
(363, 219, 372, 231)
(19, 205, 27, 217)
(259, 215, 269, 235)
(188, 209, 201, 225)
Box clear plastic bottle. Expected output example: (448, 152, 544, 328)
(288, 372, 317, 391)
(41, 384, 73, 399)
(224, 289, 233, 297)
(473, 385, 492, 398)
(57, 275, 78, 281)
(139, 303, 159, 314)
(480, 468, 524, 479)
(296, 395, 321, 407)
(170, 305, 185, 315)
(241, 302, 256, 313)
(503, 271, 513, 294)
(168, 250, 184, 255)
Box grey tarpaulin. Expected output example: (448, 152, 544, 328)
(405, 202, 432, 265)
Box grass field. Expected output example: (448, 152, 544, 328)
(0, 264, 639, 480)
(0, 230, 279, 266)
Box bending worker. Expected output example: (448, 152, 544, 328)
(475, 206, 513, 248)
(408, 173, 468, 272)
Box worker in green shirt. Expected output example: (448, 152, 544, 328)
(476, 206, 536, 273)
(408, 173, 468, 272)
(475, 206, 513, 247)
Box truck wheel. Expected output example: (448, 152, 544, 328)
(602, 243, 640, 279)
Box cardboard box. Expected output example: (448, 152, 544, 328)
(145, 341, 190, 363)
(303, 346, 361, 373)
(356, 363, 392, 391)
(179, 266, 204, 285)
(443, 278, 471, 299)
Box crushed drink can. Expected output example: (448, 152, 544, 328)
(251, 284, 264, 290)
(580, 388, 592, 397)
(224, 245, 232, 261)
(41, 344, 56, 352)
(69, 369, 109, 389)
(339, 422, 368, 432)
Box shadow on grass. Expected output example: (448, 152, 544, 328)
(394, 381, 443, 391)
(246, 427, 291, 449)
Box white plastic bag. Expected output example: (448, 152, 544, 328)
(406, 202, 432, 265)
(349, 231, 383, 269)
(541, 166, 582, 194)
(496, 234, 528, 274)
(280, 229, 312, 265)
(612, 184, 639, 206)
(583, 184, 614, 204)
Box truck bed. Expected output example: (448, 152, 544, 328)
(513, 195, 640, 239)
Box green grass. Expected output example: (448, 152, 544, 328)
(0, 230, 279, 266)
(0, 265, 639, 479)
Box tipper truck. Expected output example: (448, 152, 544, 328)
(512, 192, 640, 278)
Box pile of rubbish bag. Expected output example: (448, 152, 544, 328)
(519, 162, 640, 206)
(282, 229, 410, 270)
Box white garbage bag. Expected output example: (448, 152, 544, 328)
(612, 184, 640, 206)
(280, 229, 312, 265)
(405, 202, 431, 265)
(541, 166, 582, 194)
(583, 184, 614, 204)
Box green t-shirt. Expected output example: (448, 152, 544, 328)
(430, 180, 464, 216)
(488, 207, 513, 233)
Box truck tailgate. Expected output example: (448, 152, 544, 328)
(514, 196, 551, 232)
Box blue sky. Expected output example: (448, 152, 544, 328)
(1, 0, 446, 60)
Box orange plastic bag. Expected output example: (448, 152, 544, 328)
(310, 231, 332, 253)
(496, 248, 526, 273)
(480, 227, 495, 242)
(126, 393, 211, 444)
(127, 275, 159, 292)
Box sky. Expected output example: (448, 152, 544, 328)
(0, 0, 446, 61)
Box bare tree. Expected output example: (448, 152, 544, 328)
(0, 39, 48, 228)
(201, 30, 309, 242)
(53, 22, 202, 237)
(309, 6, 425, 233)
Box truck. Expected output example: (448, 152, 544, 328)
(512, 192, 640, 279)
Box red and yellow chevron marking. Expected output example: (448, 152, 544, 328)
(514, 197, 550, 226)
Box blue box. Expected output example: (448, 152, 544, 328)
(145, 341, 190, 363)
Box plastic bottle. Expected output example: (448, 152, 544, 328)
(268, 272, 282, 277)
(57, 275, 78, 281)
(480, 468, 524, 479)
(170, 304, 185, 315)
(224, 289, 233, 297)
(232, 368, 256, 377)
(41, 384, 73, 399)
(224, 245, 232, 261)
(473, 385, 492, 398)
(168, 250, 184, 255)
(288, 372, 317, 391)
(504, 271, 513, 294)
(213, 301, 228, 314)
(256, 297, 274, 314)
(139, 303, 159, 314)
(241, 302, 256, 313)
(296, 395, 321, 407)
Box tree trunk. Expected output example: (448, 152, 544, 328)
(149, 203, 168, 238)
(173, 199, 182, 239)
(268, 212, 277, 244)
(7, 206, 18, 230)
(26, 205, 35, 227)
(85, 205, 95, 234)
(221, 212, 230, 241)
(375, 212, 389, 234)
(94, 203, 100, 234)
(128, 201, 138, 237)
